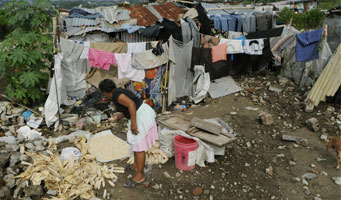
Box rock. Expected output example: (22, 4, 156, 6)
(0, 186, 11, 199)
(282, 135, 308, 146)
(164, 172, 171, 178)
(246, 142, 251, 148)
(320, 134, 328, 142)
(279, 76, 289, 85)
(192, 187, 203, 196)
(47, 189, 58, 196)
(33, 140, 45, 151)
(265, 166, 273, 176)
(314, 197, 322, 200)
(209, 195, 213, 200)
(24, 185, 44, 197)
(292, 177, 301, 183)
(316, 157, 326, 162)
(152, 184, 161, 190)
(302, 173, 317, 185)
(310, 164, 316, 168)
(289, 161, 296, 166)
(306, 118, 320, 132)
(0, 153, 10, 168)
(321, 171, 328, 176)
(25, 143, 35, 150)
(10, 152, 22, 167)
(269, 86, 283, 93)
(258, 112, 274, 125)
(277, 154, 285, 158)
(6, 167, 17, 175)
(204, 189, 210, 195)
(3, 174, 15, 188)
(245, 163, 250, 167)
(303, 186, 310, 195)
(332, 177, 341, 185)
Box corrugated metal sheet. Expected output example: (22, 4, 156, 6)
(125, 5, 159, 27)
(119, 31, 156, 43)
(64, 18, 102, 27)
(152, 2, 185, 25)
(306, 44, 341, 106)
(202, 3, 256, 15)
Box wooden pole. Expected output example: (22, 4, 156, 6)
(161, 46, 170, 113)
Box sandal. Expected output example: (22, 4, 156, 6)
(123, 177, 147, 188)
(124, 164, 136, 171)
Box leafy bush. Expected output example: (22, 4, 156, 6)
(278, 7, 325, 31)
(0, 9, 9, 41)
(0, 0, 56, 105)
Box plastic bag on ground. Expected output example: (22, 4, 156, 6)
(60, 147, 82, 163)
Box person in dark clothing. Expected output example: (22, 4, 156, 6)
(99, 79, 158, 188)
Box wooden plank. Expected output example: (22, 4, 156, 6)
(190, 117, 222, 135)
(158, 115, 191, 132)
(187, 130, 236, 146)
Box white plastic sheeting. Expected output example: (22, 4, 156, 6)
(190, 65, 210, 104)
(158, 126, 225, 167)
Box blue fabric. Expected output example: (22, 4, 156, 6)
(222, 14, 236, 32)
(236, 35, 246, 47)
(232, 14, 243, 32)
(69, 7, 103, 19)
(211, 15, 221, 31)
(296, 29, 323, 62)
(119, 24, 144, 34)
(219, 16, 228, 32)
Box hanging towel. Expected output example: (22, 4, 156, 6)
(296, 29, 323, 62)
(127, 42, 146, 54)
(244, 39, 264, 55)
(116, 53, 145, 82)
(211, 43, 227, 62)
(88, 48, 116, 70)
(219, 39, 244, 54)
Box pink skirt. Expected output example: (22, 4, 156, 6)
(132, 123, 158, 152)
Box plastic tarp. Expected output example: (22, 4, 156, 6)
(190, 65, 210, 104)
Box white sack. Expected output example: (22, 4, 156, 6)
(191, 65, 210, 104)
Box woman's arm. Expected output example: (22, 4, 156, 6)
(117, 94, 138, 134)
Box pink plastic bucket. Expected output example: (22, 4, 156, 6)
(174, 135, 198, 171)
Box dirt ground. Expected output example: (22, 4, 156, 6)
(81, 72, 340, 200)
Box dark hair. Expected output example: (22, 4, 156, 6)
(99, 79, 116, 92)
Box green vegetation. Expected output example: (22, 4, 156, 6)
(0, 0, 56, 105)
(0, 9, 9, 41)
(278, 7, 325, 31)
(318, 0, 341, 10)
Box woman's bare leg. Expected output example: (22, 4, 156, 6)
(133, 151, 145, 182)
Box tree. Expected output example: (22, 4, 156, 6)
(278, 7, 325, 31)
(0, 0, 56, 105)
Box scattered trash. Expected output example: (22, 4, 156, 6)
(332, 177, 341, 185)
(26, 116, 43, 129)
(258, 112, 273, 125)
(245, 106, 259, 111)
(174, 104, 187, 111)
(60, 147, 82, 163)
(16, 126, 43, 141)
(21, 110, 32, 120)
(282, 135, 308, 146)
(268, 86, 283, 93)
(305, 118, 320, 132)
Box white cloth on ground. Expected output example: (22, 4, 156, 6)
(115, 53, 145, 82)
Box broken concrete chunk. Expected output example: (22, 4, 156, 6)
(258, 112, 273, 125)
(23, 185, 44, 197)
(282, 135, 308, 146)
(332, 177, 341, 185)
(3, 174, 15, 188)
(305, 118, 320, 132)
(269, 86, 283, 93)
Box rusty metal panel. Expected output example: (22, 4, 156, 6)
(125, 5, 159, 27)
(119, 31, 156, 43)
